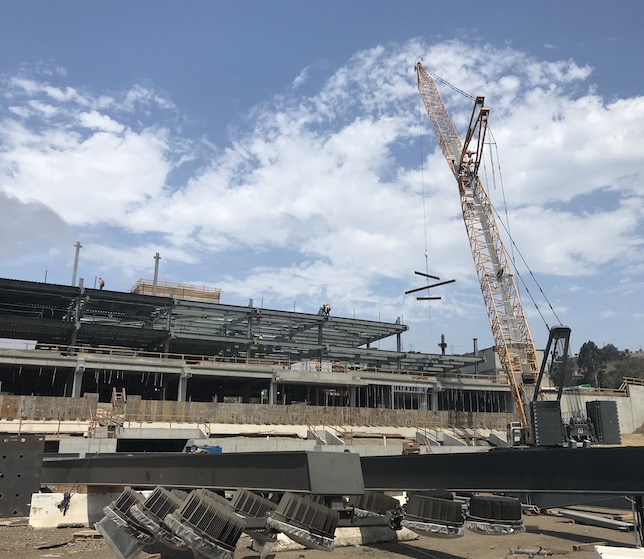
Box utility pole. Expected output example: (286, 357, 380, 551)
(152, 252, 161, 295)
(71, 241, 82, 286)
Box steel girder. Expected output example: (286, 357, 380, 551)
(360, 446, 644, 495)
(41, 451, 365, 496)
(41, 446, 644, 497)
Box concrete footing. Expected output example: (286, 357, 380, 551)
(252, 526, 418, 552)
(29, 491, 125, 529)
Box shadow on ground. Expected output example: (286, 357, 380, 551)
(526, 522, 632, 547)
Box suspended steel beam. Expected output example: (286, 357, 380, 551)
(414, 271, 440, 280)
(405, 279, 456, 296)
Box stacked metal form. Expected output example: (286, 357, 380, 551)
(265, 492, 340, 551)
(402, 493, 465, 537)
(229, 488, 279, 543)
(95, 489, 155, 559)
(95, 487, 346, 558)
(465, 494, 524, 535)
(165, 489, 246, 559)
(347, 490, 404, 530)
(129, 487, 188, 550)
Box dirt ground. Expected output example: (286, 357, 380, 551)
(0, 512, 639, 559)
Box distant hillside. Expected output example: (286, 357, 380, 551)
(576, 343, 644, 389)
(604, 352, 644, 388)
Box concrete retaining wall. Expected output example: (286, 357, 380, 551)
(0, 393, 98, 420)
(59, 438, 117, 457)
(123, 399, 516, 430)
(4, 391, 643, 435)
(0, 394, 517, 430)
(559, 387, 644, 435)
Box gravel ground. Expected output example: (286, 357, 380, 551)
(0, 513, 640, 559)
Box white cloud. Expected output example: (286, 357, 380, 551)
(27, 100, 60, 118)
(121, 85, 175, 111)
(8, 77, 90, 105)
(1, 123, 172, 225)
(78, 111, 125, 133)
(0, 38, 642, 350)
(293, 66, 310, 89)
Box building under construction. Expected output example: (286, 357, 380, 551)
(0, 276, 519, 413)
(2, 275, 643, 444)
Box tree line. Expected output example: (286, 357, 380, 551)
(572, 342, 644, 389)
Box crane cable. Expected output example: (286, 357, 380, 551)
(482, 127, 563, 330)
(416, 86, 434, 338)
(424, 67, 563, 330)
(425, 68, 476, 101)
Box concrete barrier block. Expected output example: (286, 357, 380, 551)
(29, 491, 124, 529)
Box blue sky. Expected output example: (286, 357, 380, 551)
(1, 1, 643, 355)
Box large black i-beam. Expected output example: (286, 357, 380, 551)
(41, 451, 365, 495)
(360, 446, 644, 495)
(41, 446, 644, 496)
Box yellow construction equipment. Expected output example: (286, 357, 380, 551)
(415, 62, 539, 444)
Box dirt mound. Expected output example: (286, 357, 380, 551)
(633, 422, 644, 435)
(620, 432, 644, 446)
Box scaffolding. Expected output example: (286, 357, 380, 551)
(131, 279, 222, 303)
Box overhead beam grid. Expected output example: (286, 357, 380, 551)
(0, 278, 479, 374)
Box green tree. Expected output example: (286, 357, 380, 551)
(600, 343, 625, 362)
(548, 354, 574, 389)
(577, 341, 606, 387)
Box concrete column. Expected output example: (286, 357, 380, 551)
(429, 390, 438, 411)
(178, 367, 191, 402)
(269, 380, 277, 405)
(419, 391, 428, 411)
(348, 387, 357, 407)
(72, 364, 85, 398)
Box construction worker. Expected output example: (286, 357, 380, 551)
(98, 277, 105, 290)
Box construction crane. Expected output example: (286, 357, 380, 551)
(415, 62, 540, 444)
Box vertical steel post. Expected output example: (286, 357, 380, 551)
(71, 241, 82, 286)
(635, 495, 644, 548)
(152, 252, 161, 295)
